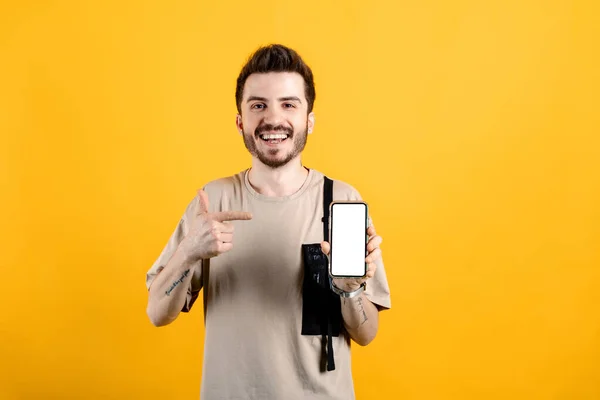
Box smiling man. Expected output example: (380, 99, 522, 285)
(240, 74, 309, 168)
(145, 44, 391, 400)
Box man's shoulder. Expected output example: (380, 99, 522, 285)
(202, 170, 246, 194)
(333, 179, 361, 200)
(177, 171, 246, 218)
(317, 171, 362, 201)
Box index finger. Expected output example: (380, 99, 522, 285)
(196, 189, 210, 215)
(213, 210, 253, 222)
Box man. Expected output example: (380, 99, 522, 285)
(146, 44, 391, 400)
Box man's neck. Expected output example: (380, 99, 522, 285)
(248, 158, 309, 197)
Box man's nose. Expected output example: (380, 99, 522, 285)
(263, 105, 284, 126)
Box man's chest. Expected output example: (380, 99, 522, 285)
(207, 198, 326, 296)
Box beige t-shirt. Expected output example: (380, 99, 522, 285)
(146, 168, 391, 400)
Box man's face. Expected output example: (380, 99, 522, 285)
(237, 72, 315, 169)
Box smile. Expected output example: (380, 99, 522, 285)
(259, 133, 289, 144)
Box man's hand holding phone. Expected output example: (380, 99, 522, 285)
(321, 224, 383, 292)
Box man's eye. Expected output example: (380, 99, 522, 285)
(283, 103, 295, 108)
(252, 103, 265, 109)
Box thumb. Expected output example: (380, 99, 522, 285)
(196, 189, 210, 215)
(320, 241, 331, 256)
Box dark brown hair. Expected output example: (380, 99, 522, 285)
(235, 44, 316, 114)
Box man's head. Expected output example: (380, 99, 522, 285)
(235, 44, 316, 169)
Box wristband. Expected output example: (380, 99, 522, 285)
(331, 282, 366, 298)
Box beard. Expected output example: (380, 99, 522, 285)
(243, 122, 308, 169)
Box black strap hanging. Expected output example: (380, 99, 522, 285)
(322, 177, 333, 241)
(321, 176, 336, 371)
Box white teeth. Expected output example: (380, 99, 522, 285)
(261, 134, 288, 140)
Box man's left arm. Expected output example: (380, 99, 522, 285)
(339, 291, 380, 346)
(321, 224, 384, 346)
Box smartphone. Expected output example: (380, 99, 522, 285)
(329, 201, 369, 278)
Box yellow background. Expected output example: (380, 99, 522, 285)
(1, 0, 599, 399)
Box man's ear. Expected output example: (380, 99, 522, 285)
(236, 114, 243, 135)
(308, 112, 315, 134)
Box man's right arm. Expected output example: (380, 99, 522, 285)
(146, 188, 252, 327)
(146, 238, 199, 327)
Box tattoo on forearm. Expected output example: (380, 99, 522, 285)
(165, 269, 190, 296)
(344, 296, 369, 326)
(357, 296, 368, 325)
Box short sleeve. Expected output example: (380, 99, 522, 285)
(145, 198, 203, 313)
(364, 253, 391, 310)
(333, 180, 392, 311)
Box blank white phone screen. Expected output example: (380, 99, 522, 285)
(330, 203, 367, 277)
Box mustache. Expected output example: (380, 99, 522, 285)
(254, 124, 293, 136)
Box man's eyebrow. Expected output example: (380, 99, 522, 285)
(246, 96, 303, 103)
(246, 96, 268, 103)
(279, 96, 302, 103)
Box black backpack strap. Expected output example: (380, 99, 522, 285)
(322, 176, 333, 241)
(322, 176, 336, 371)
